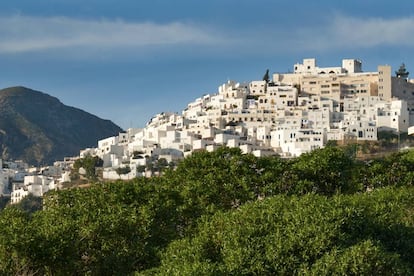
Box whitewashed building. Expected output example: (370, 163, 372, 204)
(10, 175, 55, 204)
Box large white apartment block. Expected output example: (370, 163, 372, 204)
(292, 58, 361, 75)
(275, 58, 414, 121)
(271, 128, 325, 157)
(258, 83, 298, 110)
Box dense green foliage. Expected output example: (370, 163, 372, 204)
(116, 166, 131, 176)
(13, 194, 43, 214)
(73, 155, 104, 180)
(152, 188, 414, 275)
(0, 146, 413, 275)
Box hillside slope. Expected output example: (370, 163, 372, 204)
(0, 86, 123, 165)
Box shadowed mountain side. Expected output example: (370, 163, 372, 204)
(0, 86, 123, 165)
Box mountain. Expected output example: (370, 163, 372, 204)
(0, 86, 123, 165)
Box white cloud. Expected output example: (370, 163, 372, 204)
(219, 15, 414, 56)
(287, 15, 414, 51)
(1, 14, 414, 58)
(0, 15, 224, 54)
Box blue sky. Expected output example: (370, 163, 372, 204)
(1, 0, 414, 129)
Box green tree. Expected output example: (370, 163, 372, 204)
(14, 194, 42, 215)
(156, 158, 169, 173)
(360, 150, 414, 189)
(116, 166, 131, 176)
(306, 240, 411, 275)
(288, 146, 359, 195)
(73, 155, 103, 180)
(1, 147, 414, 275)
(149, 186, 414, 275)
(137, 165, 146, 174)
(27, 178, 182, 274)
(0, 208, 32, 274)
(164, 147, 262, 232)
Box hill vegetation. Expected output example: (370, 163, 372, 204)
(0, 86, 123, 165)
(1, 146, 414, 275)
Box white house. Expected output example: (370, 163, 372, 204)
(271, 128, 325, 157)
(10, 175, 55, 204)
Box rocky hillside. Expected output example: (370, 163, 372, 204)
(0, 86, 123, 165)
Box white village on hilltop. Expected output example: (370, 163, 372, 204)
(4, 58, 414, 203)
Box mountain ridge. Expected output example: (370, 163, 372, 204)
(0, 86, 123, 165)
